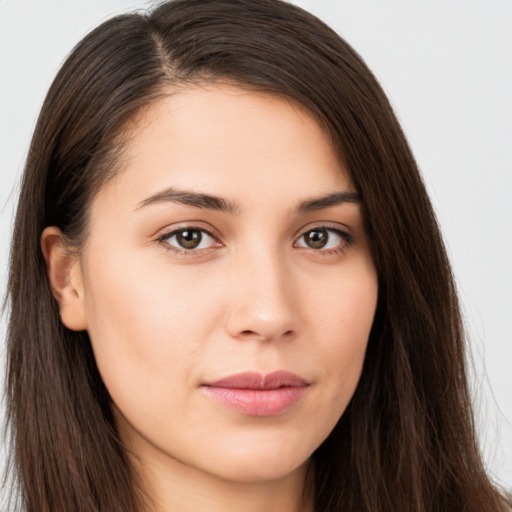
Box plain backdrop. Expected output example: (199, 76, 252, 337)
(1, 0, 511, 496)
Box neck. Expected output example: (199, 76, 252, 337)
(129, 445, 314, 512)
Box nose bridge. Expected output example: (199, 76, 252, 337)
(226, 240, 298, 341)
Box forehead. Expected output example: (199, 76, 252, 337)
(95, 84, 353, 214)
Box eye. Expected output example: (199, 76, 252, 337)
(295, 227, 350, 251)
(158, 228, 219, 252)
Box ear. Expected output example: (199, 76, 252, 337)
(41, 227, 88, 331)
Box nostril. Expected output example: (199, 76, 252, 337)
(238, 329, 295, 340)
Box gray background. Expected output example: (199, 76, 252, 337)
(1, 0, 511, 495)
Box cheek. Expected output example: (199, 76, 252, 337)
(81, 250, 221, 414)
(309, 254, 377, 341)
(308, 263, 377, 407)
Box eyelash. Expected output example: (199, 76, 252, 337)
(156, 225, 353, 256)
(156, 226, 220, 255)
(294, 226, 353, 255)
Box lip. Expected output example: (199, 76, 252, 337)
(201, 371, 310, 417)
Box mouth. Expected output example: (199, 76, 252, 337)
(201, 370, 310, 417)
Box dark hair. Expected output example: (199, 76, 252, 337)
(5, 0, 511, 511)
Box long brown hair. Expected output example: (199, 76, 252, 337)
(5, 1, 511, 511)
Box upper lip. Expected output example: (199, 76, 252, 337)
(203, 370, 310, 390)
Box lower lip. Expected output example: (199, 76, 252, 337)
(202, 386, 308, 416)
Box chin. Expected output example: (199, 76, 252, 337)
(199, 432, 314, 484)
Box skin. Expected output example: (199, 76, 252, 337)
(42, 85, 378, 512)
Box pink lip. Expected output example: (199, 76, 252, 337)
(202, 371, 310, 417)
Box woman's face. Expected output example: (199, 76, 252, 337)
(71, 85, 377, 484)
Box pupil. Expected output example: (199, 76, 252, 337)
(307, 229, 327, 249)
(177, 230, 202, 249)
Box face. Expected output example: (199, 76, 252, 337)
(72, 85, 377, 485)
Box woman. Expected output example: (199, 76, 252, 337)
(4, 0, 511, 511)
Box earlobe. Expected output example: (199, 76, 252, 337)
(41, 227, 88, 331)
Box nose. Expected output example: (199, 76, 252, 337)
(224, 248, 299, 342)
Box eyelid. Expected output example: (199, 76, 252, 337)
(294, 221, 353, 240)
(156, 223, 223, 254)
(293, 223, 354, 252)
(155, 220, 220, 239)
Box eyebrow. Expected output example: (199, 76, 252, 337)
(137, 187, 240, 214)
(137, 187, 361, 214)
(297, 191, 361, 213)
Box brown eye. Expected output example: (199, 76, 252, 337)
(295, 227, 350, 252)
(160, 228, 218, 252)
(176, 229, 202, 249)
(303, 229, 329, 249)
